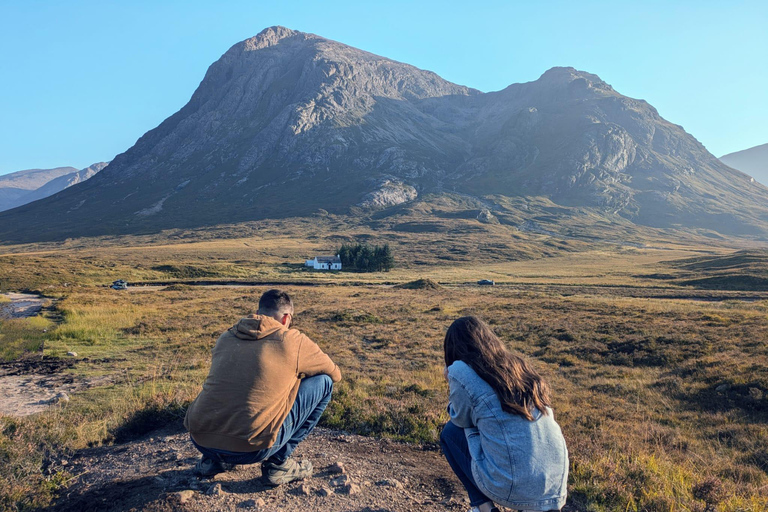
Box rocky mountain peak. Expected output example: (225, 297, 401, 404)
(1, 28, 767, 242)
(535, 66, 614, 92)
(242, 26, 303, 51)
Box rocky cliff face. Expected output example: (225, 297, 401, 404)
(435, 67, 768, 234)
(359, 179, 418, 208)
(1, 26, 767, 241)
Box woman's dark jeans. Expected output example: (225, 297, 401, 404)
(440, 420, 492, 507)
(192, 374, 334, 466)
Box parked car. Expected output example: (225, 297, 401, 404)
(477, 279, 495, 286)
(111, 279, 128, 290)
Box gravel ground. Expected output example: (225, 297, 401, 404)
(46, 426, 474, 512)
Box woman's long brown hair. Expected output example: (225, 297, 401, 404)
(444, 316, 551, 421)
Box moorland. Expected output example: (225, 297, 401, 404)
(2, 24, 768, 512)
(1, 217, 767, 512)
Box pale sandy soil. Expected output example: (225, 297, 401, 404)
(0, 357, 114, 417)
(0, 294, 95, 417)
(0, 292, 46, 319)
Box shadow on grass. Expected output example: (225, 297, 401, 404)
(677, 383, 768, 417)
(110, 404, 187, 444)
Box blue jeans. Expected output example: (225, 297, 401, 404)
(440, 420, 491, 507)
(192, 374, 334, 465)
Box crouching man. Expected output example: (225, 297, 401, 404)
(185, 289, 341, 485)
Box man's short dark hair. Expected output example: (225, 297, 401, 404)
(258, 289, 293, 316)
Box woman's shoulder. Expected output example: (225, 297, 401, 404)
(447, 361, 492, 393)
(446, 360, 474, 381)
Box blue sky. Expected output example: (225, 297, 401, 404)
(1, 0, 766, 175)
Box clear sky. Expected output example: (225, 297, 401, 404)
(1, 0, 766, 176)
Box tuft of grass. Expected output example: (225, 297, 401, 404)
(48, 297, 150, 347)
(327, 309, 382, 324)
(0, 316, 51, 362)
(569, 449, 698, 511)
(395, 278, 442, 290)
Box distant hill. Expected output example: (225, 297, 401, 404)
(0, 167, 77, 211)
(720, 143, 768, 186)
(0, 163, 107, 213)
(1, 26, 767, 242)
(657, 249, 768, 291)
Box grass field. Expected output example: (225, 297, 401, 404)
(1, 233, 767, 511)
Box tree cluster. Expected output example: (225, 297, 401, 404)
(337, 243, 395, 272)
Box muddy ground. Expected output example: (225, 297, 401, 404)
(0, 293, 77, 416)
(0, 356, 116, 417)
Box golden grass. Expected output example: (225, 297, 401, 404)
(1, 239, 768, 510)
(0, 316, 51, 361)
(49, 299, 152, 348)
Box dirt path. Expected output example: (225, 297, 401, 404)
(47, 426, 476, 512)
(0, 358, 74, 416)
(122, 281, 768, 303)
(0, 292, 46, 319)
(0, 293, 99, 417)
(0, 357, 116, 417)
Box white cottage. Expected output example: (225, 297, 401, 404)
(305, 255, 342, 270)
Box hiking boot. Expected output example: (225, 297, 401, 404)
(262, 457, 313, 486)
(194, 456, 234, 477)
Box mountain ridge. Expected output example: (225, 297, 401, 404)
(720, 142, 768, 186)
(0, 163, 107, 213)
(0, 26, 766, 242)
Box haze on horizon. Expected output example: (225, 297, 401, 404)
(0, 0, 766, 176)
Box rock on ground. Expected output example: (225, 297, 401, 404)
(48, 427, 470, 512)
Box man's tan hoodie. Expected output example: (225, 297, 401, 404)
(184, 315, 341, 453)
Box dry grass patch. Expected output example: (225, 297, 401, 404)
(1, 245, 768, 510)
(395, 278, 442, 290)
(0, 316, 51, 362)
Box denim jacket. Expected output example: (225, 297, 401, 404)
(447, 360, 568, 511)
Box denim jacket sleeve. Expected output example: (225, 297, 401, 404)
(447, 373, 475, 428)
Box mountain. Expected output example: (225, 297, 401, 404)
(720, 143, 768, 186)
(1, 26, 767, 242)
(0, 167, 78, 212)
(0, 163, 108, 213)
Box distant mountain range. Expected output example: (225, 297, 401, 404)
(720, 143, 768, 186)
(0, 26, 767, 242)
(0, 163, 107, 213)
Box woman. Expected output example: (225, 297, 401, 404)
(440, 316, 568, 512)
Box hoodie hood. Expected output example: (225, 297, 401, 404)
(231, 314, 286, 340)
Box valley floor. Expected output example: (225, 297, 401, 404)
(1, 237, 767, 511)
